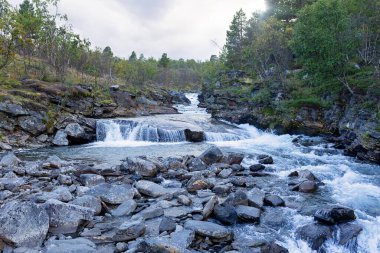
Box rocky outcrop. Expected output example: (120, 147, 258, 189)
(0, 79, 183, 149)
(200, 72, 380, 164)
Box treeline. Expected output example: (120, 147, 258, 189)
(0, 0, 220, 90)
(219, 0, 379, 96)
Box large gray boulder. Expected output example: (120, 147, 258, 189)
(0, 201, 49, 247)
(199, 146, 223, 165)
(87, 183, 134, 204)
(0, 152, 21, 168)
(43, 199, 95, 234)
(184, 220, 233, 241)
(135, 180, 167, 198)
(122, 157, 158, 177)
(18, 116, 46, 135)
(65, 123, 90, 145)
(52, 130, 69, 146)
(0, 103, 29, 116)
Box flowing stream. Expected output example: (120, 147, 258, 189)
(20, 93, 380, 253)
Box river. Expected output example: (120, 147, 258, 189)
(19, 93, 380, 253)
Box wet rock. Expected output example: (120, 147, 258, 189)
(213, 204, 237, 225)
(218, 168, 233, 178)
(296, 223, 332, 250)
(44, 238, 97, 253)
(184, 129, 204, 142)
(236, 205, 261, 223)
(136, 180, 167, 198)
(261, 243, 289, 253)
(184, 220, 233, 241)
(52, 130, 69, 146)
(111, 199, 137, 217)
(87, 183, 134, 204)
(111, 219, 145, 242)
(186, 157, 207, 172)
(43, 199, 94, 234)
(80, 174, 105, 186)
(18, 116, 46, 135)
(338, 223, 363, 245)
(0, 201, 49, 247)
(0, 152, 21, 168)
(202, 195, 218, 219)
(249, 164, 265, 172)
(222, 153, 244, 165)
(264, 195, 285, 207)
(159, 217, 176, 233)
(314, 207, 356, 225)
(199, 146, 223, 165)
(122, 157, 158, 177)
(257, 155, 273, 164)
(70, 195, 102, 215)
(177, 195, 192, 206)
(247, 188, 265, 209)
(292, 180, 318, 193)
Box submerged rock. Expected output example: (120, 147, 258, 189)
(0, 201, 49, 247)
(296, 223, 332, 250)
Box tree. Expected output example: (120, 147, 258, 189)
(129, 51, 137, 61)
(225, 9, 247, 70)
(291, 0, 356, 93)
(266, 0, 316, 21)
(158, 53, 170, 68)
(102, 46, 113, 79)
(0, 0, 14, 70)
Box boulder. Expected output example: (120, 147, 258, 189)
(184, 220, 233, 241)
(18, 116, 46, 135)
(222, 152, 244, 165)
(184, 129, 204, 142)
(86, 183, 134, 204)
(159, 217, 176, 233)
(111, 199, 137, 217)
(314, 207, 356, 225)
(296, 223, 332, 250)
(0, 201, 49, 247)
(80, 174, 105, 186)
(53, 130, 69, 146)
(292, 180, 318, 193)
(247, 188, 265, 209)
(213, 204, 237, 225)
(249, 164, 265, 172)
(0, 152, 21, 168)
(264, 195, 285, 207)
(261, 243, 289, 253)
(199, 146, 223, 165)
(64, 123, 89, 144)
(44, 238, 97, 253)
(122, 157, 158, 177)
(225, 190, 249, 206)
(0, 103, 29, 116)
(186, 157, 207, 172)
(338, 223, 363, 245)
(236, 205, 261, 223)
(169, 91, 191, 105)
(70, 195, 102, 215)
(257, 154, 273, 164)
(135, 180, 167, 198)
(43, 199, 95, 234)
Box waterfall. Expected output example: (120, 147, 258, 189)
(204, 132, 243, 142)
(96, 120, 186, 143)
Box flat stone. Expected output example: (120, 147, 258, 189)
(184, 220, 233, 240)
(44, 238, 97, 253)
(247, 188, 265, 208)
(135, 180, 167, 198)
(80, 174, 105, 186)
(218, 168, 233, 178)
(236, 205, 261, 223)
(264, 195, 285, 207)
(0, 201, 49, 248)
(111, 219, 146, 242)
(70, 195, 102, 215)
(111, 199, 137, 217)
(159, 217, 176, 233)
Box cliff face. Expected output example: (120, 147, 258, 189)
(0, 79, 179, 149)
(200, 74, 380, 164)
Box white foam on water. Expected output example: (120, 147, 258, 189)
(89, 140, 186, 148)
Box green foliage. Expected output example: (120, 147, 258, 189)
(158, 53, 170, 68)
(225, 9, 247, 69)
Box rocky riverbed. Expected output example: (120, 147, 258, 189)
(0, 146, 364, 253)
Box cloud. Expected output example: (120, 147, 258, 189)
(8, 0, 266, 60)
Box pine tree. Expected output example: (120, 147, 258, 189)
(225, 9, 247, 70)
(129, 51, 137, 61)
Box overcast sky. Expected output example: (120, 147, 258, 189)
(9, 0, 267, 60)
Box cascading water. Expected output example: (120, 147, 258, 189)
(46, 93, 379, 252)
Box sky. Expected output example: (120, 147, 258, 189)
(9, 0, 267, 60)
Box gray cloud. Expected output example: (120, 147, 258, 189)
(9, 0, 266, 60)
